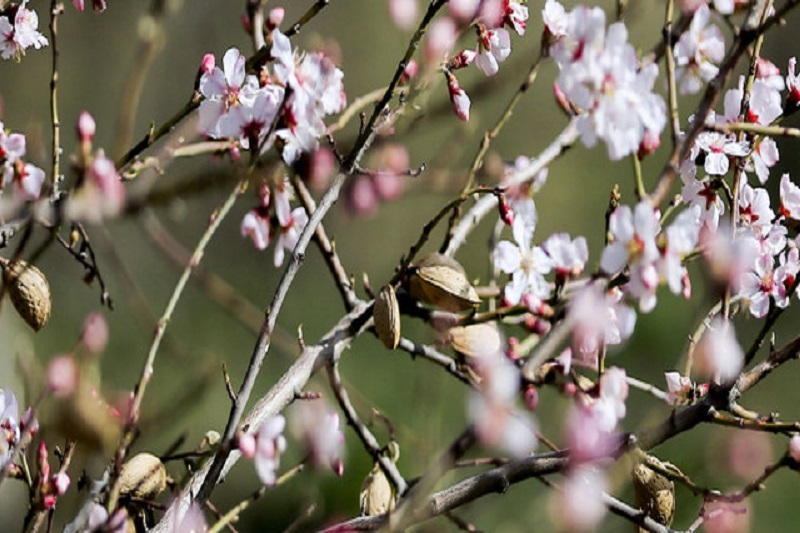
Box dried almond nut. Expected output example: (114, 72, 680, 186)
(374, 285, 401, 350)
(119, 452, 167, 501)
(449, 323, 501, 358)
(632, 462, 675, 532)
(408, 254, 480, 311)
(359, 462, 395, 517)
(3, 260, 51, 331)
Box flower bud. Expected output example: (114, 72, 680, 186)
(77, 111, 96, 143)
(446, 72, 471, 122)
(81, 312, 109, 354)
(46, 355, 78, 397)
(200, 53, 215, 76)
(267, 7, 285, 29)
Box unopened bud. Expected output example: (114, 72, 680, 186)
(81, 312, 109, 354)
(400, 60, 418, 85)
(449, 49, 477, 70)
(46, 355, 78, 397)
(200, 53, 216, 76)
(497, 193, 514, 226)
(524, 385, 539, 411)
(237, 433, 257, 459)
(638, 129, 660, 159)
(446, 71, 470, 122)
(77, 111, 96, 142)
(268, 7, 285, 29)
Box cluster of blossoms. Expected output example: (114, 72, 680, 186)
(198, 23, 346, 166)
(412, 0, 528, 122)
(240, 179, 308, 266)
(493, 197, 588, 307)
(0, 0, 48, 61)
(0, 122, 46, 203)
(544, 1, 667, 160)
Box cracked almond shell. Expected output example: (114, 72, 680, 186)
(3, 260, 51, 331)
(632, 462, 675, 531)
(407, 254, 480, 311)
(374, 285, 401, 350)
(449, 323, 501, 358)
(119, 452, 168, 501)
(359, 463, 395, 517)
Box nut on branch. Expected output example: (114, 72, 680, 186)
(632, 462, 675, 532)
(448, 323, 502, 359)
(374, 285, 401, 350)
(119, 452, 168, 501)
(406, 253, 480, 311)
(2, 259, 52, 331)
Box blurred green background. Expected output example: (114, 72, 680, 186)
(2, 0, 800, 531)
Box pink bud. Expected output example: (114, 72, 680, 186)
(373, 173, 404, 201)
(449, 49, 477, 70)
(388, 0, 418, 30)
(43, 494, 57, 510)
(200, 53, 216, 75)
(81, 312, 109, 354)
(73, 0, 85, 11)
(637, 129, 660, 159)
(756, 58, 781, 79)
(46, 355, 78, 397)
(257, 181, 271, 208)
(267, 7, 285, 29)
(524, 385, 539, 411)
(479, 0, 505, 28)
(563, 382, 577, 397)
(77, 112, 96, 142)
(790, 435, 800, 463)
(38, 441, 50, 479)
(52, 472, 70, 496)
(330, 457, 344, 477)
(346, 177, 379, 216)
(238, 433, 257, 459)
(400, 60, 418, 84)
(498, 194, 514, 226)
(307, 148, 336, 192)
(21, 407, 39, 435)
(446, 72, 470, 122)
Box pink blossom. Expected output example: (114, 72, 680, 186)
(774, 246, 799, 308)
(559, 466, 608, 531)
(493, 203, 553, 305)
(702, 224, 760, 292)
(674, 4, 725, 95)
(541, 0, 568, 45)
(241, 207, 271, 251)
(681, 161, 725, 232)
(273, 189, 308, 267)
(737, 181, 774, 237)
(599, 367, 628, 422)
(664, 372, 694, 405)
(694, 131, 750, 176)
(0, 1, 48, 61)
(755, 58, 785, 91)
(198, 48, 260, 138)
(1, 388, 21, 469)
(475, 27, 511, 76)
(542, 233, 588, 282)
(748, 136, 779, 184)
(253, 416, 287, 486)
(739, 252, 775, 318)
(658, 206, 700, 296)
(569, 285, 636, 367)
(779, 173, 800, 220)
(388, 0, 417, 30)
(162, 501, 207, 533)
(7, 160, 45, 202)
(786, 57, 800, 108)
(66, 153, 125, 221)
(693, 318, 743, 384)
(600, 202, 662, 311)
(291, 403, 344, 474)
(502, 0, 528, 36)
(468, 354, 537, 458)
(728, 431, 772, 480)
(551, 7, 666, 160)
(703, 499, 750, 533)
(345, 176, 379, 216)
(789, 435, 800, 463)
(267, 8, 285, 29)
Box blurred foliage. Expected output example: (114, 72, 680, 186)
(1, 0, 800, 531)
